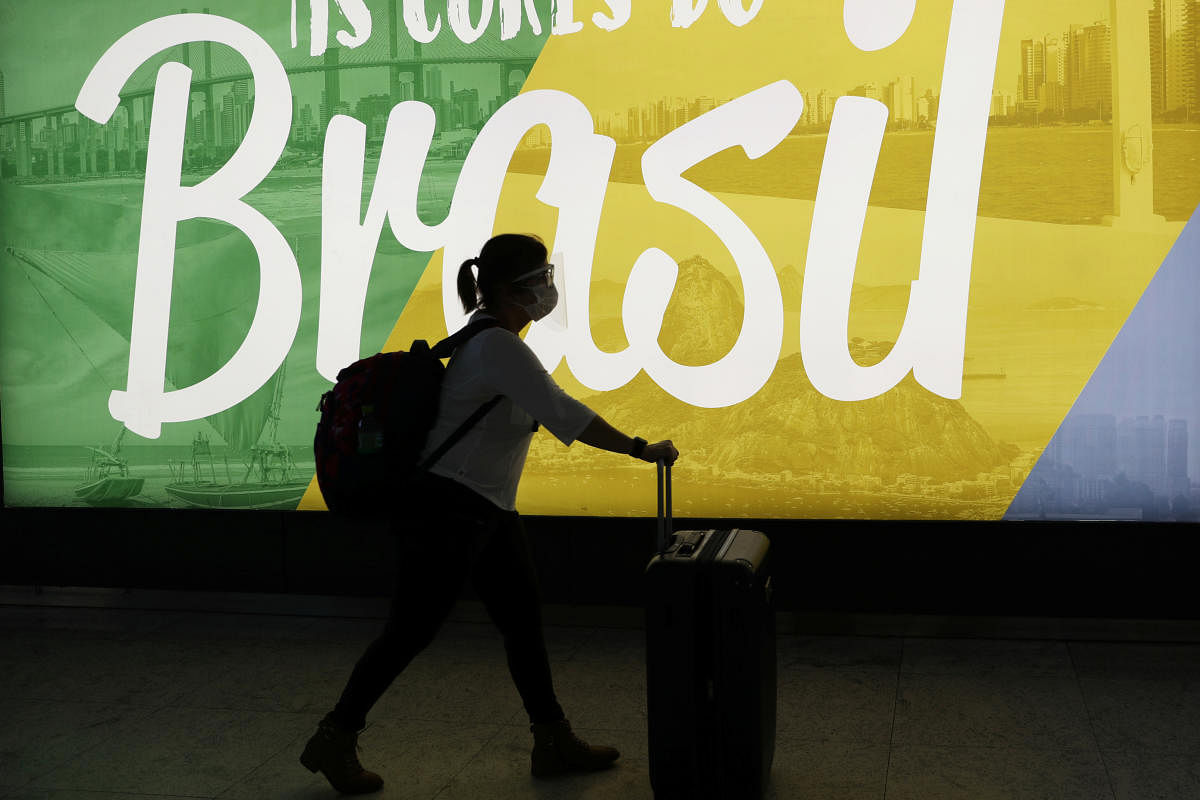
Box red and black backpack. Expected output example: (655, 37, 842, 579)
(313, 318, 502, 514)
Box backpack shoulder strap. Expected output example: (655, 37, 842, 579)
(418, 394, 503, 471)
(418, 317, 506, 471)
(428, 316, 503, 360)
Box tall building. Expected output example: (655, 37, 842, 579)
(1134, 415, 1168, 494)
(1150, 5, 1166, 111)
(885, 76, 916, 124)
(1020, 38, 1046, 106)
(801, 90, 820, 126)
(1149, 0, 1199, 116)
(354, 93, 393, 129)
(451, 87, 480, 129)
(1167, 419, 1190, 496)
(221, 93, 234, 146)
(1064, 22, 1113, 119)
(425, 66, 443, 101)
(215, 80, 251, 147)
(991, 91, 1015, 117)
(672, 96, 690, 128)
(0, 70, 6, 117)
(814, 91, 836, 125)
(1042, 36, 1065, 114)
(655, 98, 669, 137)
(849, 82, 881, 102)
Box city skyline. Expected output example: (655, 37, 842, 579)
(1009, 412, 1197, 520)
(0, 0, 1112, 117)
(3, 2, 1175, 157)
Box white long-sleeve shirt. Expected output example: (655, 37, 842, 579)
(419, 311, 597, 511)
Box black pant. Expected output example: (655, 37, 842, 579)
(330, 472, 565, 731)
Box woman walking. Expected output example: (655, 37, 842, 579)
(301, 233, 679, 794)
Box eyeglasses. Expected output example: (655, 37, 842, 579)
(513, 263, 555, 287)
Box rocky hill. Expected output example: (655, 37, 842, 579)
(657, 255, 745, 366)
(543, 255, 1015, 483)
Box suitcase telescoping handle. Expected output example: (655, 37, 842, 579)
(656, 460, 673, 555)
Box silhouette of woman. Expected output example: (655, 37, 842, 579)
(301, 233, 679, 794)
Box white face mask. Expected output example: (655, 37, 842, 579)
(510, 263, 558, 321)
(515, 283, 559, 321)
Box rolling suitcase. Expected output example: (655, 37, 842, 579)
(644, 462, 776, 800)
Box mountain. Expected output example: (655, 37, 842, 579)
(778, 263, 803, 310)
(585, 357, 1014, 482)
(657, 255, 745, 365)
(565, 255, 1014, 483)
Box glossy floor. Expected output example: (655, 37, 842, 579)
(1, 600, 1198, 799)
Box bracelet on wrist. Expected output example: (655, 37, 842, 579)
(629, 436, 648, 458)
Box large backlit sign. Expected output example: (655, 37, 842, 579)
(1, 1, 1196, 520)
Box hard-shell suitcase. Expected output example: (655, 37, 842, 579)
(644, 463, 776, 800)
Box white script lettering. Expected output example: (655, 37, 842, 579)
(76, 14, 302, 439)
(87, 0, 1006, 431)
(800, 0, 1005, 400)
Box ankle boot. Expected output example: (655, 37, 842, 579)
(529, 718, 620, 778)
(299, 713, 384, 794)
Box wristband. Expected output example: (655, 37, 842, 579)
(630, 436, 648, 458)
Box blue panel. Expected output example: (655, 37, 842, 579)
(1006, 208, 1200, 521)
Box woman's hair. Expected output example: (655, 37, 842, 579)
(457, 233, 548, 313)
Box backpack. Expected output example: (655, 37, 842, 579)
(313, 318, 503, 514)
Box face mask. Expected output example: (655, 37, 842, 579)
(514, 283, 558, 322)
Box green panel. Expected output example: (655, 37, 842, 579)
(0, 0, 552, 508)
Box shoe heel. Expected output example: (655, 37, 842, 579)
(299, 745, 320, 773)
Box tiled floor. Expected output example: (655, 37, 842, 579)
(1, 602, 1199, 800)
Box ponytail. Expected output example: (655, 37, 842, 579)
(457, 258, 480, 313)
(457, 234, 549, 314)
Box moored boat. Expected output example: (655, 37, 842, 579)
(164, 368, 307, 510)
(75, 428, 145, 506)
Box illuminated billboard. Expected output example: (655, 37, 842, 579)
(1, 0, 1196, 520)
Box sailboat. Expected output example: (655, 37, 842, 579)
(164, 364, 308, 510)
(75, 426, 145, 505)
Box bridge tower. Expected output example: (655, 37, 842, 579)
(181, 9, 191, 168)
(324, 47, 341, 119)
(16, 120, 32, 177)
(388, 0, 401, 101)
(500, 60, 536, 104)
(385, 0, 423, 103)
(204, 8, 214, 153)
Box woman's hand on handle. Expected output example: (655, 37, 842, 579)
(640, 440, 679, 466)
(575, 414, 679, 465)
